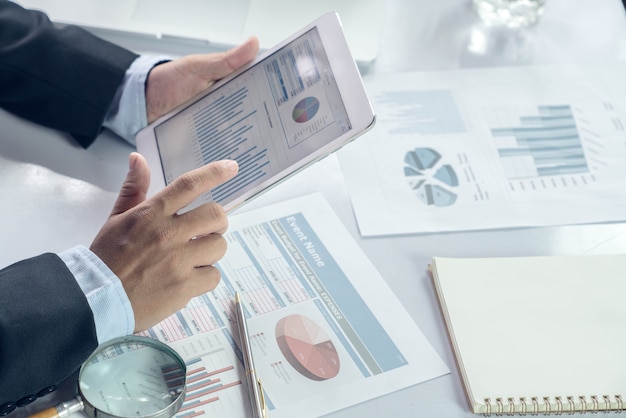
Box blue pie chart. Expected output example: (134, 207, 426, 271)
(404, 147, 459, 207)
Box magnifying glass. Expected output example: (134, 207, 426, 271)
(31, 336, 186, 418)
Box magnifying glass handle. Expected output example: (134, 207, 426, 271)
(28, 397, 84, 418)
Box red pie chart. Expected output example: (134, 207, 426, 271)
(275, 314, 340, 381)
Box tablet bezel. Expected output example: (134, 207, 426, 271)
(136, 12, 375, 212)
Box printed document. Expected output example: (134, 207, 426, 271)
(141, 193, 448, 418)
(338, 65, 626, 236)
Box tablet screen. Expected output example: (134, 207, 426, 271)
(154, 27, 351, 207)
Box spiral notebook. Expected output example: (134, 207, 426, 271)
(429, 254, 626, 416)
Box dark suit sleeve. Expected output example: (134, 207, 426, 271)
(0, 254, 98, 412)
(0, 0, 139, 147)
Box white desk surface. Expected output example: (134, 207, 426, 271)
(3, 0, 626, 417)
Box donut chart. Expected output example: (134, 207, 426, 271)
(292, 97, 320, 123)
(275, 314, 340, 381)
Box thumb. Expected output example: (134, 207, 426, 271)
(111, 152, 151, 215)
(223, 35, 260, 72)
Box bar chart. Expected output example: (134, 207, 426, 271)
(188, 85, 270, 204)
(176, 354, 243, 418)
(491, 105, 589, 179)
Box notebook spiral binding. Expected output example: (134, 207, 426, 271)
(483, 394, 624, 416)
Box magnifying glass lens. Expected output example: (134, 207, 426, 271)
(79, 339, 185, 417)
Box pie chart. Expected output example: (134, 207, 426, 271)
(275, 314, 340, 381)
(404, 147, 459, 207)
(292, 97, 320, 123)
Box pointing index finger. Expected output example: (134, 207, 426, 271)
(157, 160, 239, 215)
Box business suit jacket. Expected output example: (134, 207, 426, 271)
(0, 0, 138, 412)
(0, 0, 138, 147)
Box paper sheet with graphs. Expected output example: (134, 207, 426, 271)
(140, 193, 448, 418)
(338, 64, 626, 236)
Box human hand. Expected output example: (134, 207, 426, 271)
(145, 36, 260, 123)
(89, 152, 238, 332)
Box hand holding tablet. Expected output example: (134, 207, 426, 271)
(137, 12, 375, 211)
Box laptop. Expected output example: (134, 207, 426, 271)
(14, 0, 383, 67)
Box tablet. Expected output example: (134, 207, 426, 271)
(136, 12, 375, 212)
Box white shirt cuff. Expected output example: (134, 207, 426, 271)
(59, 245, 135, 344)
(103, 55, 171, 144)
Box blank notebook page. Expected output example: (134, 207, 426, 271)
(430, 254, 626, 415)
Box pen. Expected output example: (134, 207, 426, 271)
(28, 397, 83, 418)
(235, 292, 267, 418)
